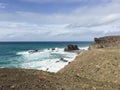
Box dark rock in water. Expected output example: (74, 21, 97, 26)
(48, 48, 56, 51)
(28, 50, 38, 54)
(56, 58, 68, 63)
(56, 61, 60, 63)
(60, 58, 64, 60)
(60, 58, 68, 62)
(52, 48, 55, 51)
(89, 36, 120, 50)
(64, 44, 79, 51)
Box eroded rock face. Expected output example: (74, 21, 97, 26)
(89, 36, 120, 50)
(64, 44, 79, 51)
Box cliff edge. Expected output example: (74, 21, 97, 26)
(89, 36, 120, 50)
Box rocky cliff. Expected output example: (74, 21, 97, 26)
(89, 36, 120, 50)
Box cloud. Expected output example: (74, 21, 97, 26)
(0, 21, 119, 41)
(0, 0, 120, 41)
(101, 14, 120, 24)
(0, 3, 6, 9)
(67, 13, 120, 28)
(0, 21, 70, 41)
(0, 11, 81, 24)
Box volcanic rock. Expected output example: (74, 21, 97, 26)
(64, 44, 79, 51)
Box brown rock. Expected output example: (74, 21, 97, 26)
(89, 36, 120, 50)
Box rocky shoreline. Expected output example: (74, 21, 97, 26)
(0, 37, 120, 90)
(1, 47, 120, 90)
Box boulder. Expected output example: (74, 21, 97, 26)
(64, 44, 79, 51)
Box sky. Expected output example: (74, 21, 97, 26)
(0, 0, 120, 41)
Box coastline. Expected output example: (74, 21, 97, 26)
(1, 47, 120, 89)
(16, 47, 84, 73)
(48, 49, 86, 73)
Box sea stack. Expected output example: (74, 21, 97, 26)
(64, 44, 79, 51)
(89, 36, 120, 50)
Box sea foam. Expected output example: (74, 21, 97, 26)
(17, 48, 77, 73)
(79, 46, 89, 50)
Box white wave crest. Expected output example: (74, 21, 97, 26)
(79, 46, 89, 50)
(17, 48, 77, 73)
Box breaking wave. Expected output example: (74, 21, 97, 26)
(16, 48, 77, 73)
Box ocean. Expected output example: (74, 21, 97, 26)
(0, 41, 92, 73)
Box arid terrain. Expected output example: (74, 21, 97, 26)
(0, 47, 120, 90)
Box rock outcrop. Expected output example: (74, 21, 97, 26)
(28, 50, 39, 54)
(64, 44, 79, 51)
(89, 36, 120, 50)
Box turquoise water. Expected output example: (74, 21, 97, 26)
(0, 42, 92, 72)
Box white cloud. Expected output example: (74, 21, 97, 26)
(0, 0, 120, 41)
(0, 21, 70, 41)
(0, 3, 6, 9)
(101, 14, 120, 24)
(0, 20, 119, 41)
(67, 13, 120, 28)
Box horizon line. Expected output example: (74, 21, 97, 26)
(0, 41, 93, 42)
